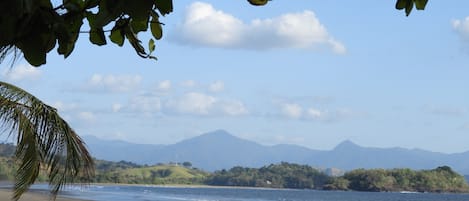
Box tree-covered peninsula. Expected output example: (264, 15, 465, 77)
(0, 143, 467, 193)
(325, 166, 469, 193)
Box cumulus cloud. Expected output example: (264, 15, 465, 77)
(127, 95, 162, 114)
(279, 103, 360, 122)
(306, 108, 323, 119)
(452, 17, 469, 52)
(281, 103, 303, 119)
(112, 103, 123, 112)
(171, 2, 346, 53)
(453, 17, 469, 42)
(166, 92, 217, 115)
(209, 81, 224, 93)
(157, 80, 172, 91)
(218, 100, 249, 116)
(84, 74, 142, 93)
(165, 92, 248, 116)
(2, 64, 42, 81)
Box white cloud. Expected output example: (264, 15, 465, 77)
(173, 2, 243, 47)
(2, 64, 42, 81)
(112, 103, 123, 112)
(84, 74, 142, 93)
(278, 102, 360, 122)
(453, 17, 469, 42)
(209, 81, 224, 92)
(453, 17, 469, 52)
(166, 92, 217, 115)
(306, 108, 323, 119)
(171, 2, 345, 53)
(128, 95, 162, 114)
(281, 103, 303, 119)
(157, 80, 172, 91)
(165, 92, 248, 116)
(218, 100, 249, 116)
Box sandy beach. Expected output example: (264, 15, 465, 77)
(0, 189, 87, 201)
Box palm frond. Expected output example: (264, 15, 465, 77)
(0, 46, 19, 67)
(0, 81, 94, 201)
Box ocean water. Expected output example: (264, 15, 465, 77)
(32, 184, 469, 201)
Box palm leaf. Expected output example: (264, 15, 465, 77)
(0, 81, 94, 201)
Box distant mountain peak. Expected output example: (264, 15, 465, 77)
(177, 129, 247, 146)
(205, 129, 231, 136)
(195, 129, 237, 140)
(334, 140, 360, 150)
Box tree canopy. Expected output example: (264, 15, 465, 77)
(0, 0, 428, 67)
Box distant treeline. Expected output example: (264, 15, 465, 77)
(0, 143, 468, 193)
(206, 162, 329, 189)
(325, 166, 469, 192)
(206, 162, 469, 193)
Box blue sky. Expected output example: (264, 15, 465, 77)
(2, 0, 469, 153)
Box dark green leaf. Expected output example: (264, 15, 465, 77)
(42, 32, 56, 52)
(21, 49, 46, 67)
(124, 25, 147, 57)
(15, 39, 47, 67)
(90, 0, 123, 28)
(90, 28, 107, 45)
(149, 39, 155, 53)
(395, 0, 409, 9)
(395, 0, 414, 16)
(56, 13, 84, 58)
(123, 0, 153, 21)
(84, 0, 99, 9)
(414, 0, 428, 10)
(247, 0, 269, 6)
(110, 28, 125, 46)
(405, 1, 413, 16)
(155, 0, 173, 16)
(63, 0, 85, 13)
(150, 17, 163, 40)
(131, 19, 149, 33)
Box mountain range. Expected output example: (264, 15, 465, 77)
(82, 130, 469, 174)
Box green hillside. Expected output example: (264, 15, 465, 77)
(94, 163, 209, 185)
(0, 143, 468, 193)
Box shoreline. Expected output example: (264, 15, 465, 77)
(88, 183, 469, 194)
(0, 189, 88, 201)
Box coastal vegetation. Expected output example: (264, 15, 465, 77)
(325, 166, 469, 193)
(206, 162, 330, 189)
(93, 160, 208, 184)
(0, 143, 467, 193)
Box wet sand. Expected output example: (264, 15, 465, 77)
(0, 189, 87, 201)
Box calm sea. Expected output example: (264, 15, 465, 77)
(32, 184, 469, 201)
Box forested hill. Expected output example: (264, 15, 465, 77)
(1, 143, 468, 193)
